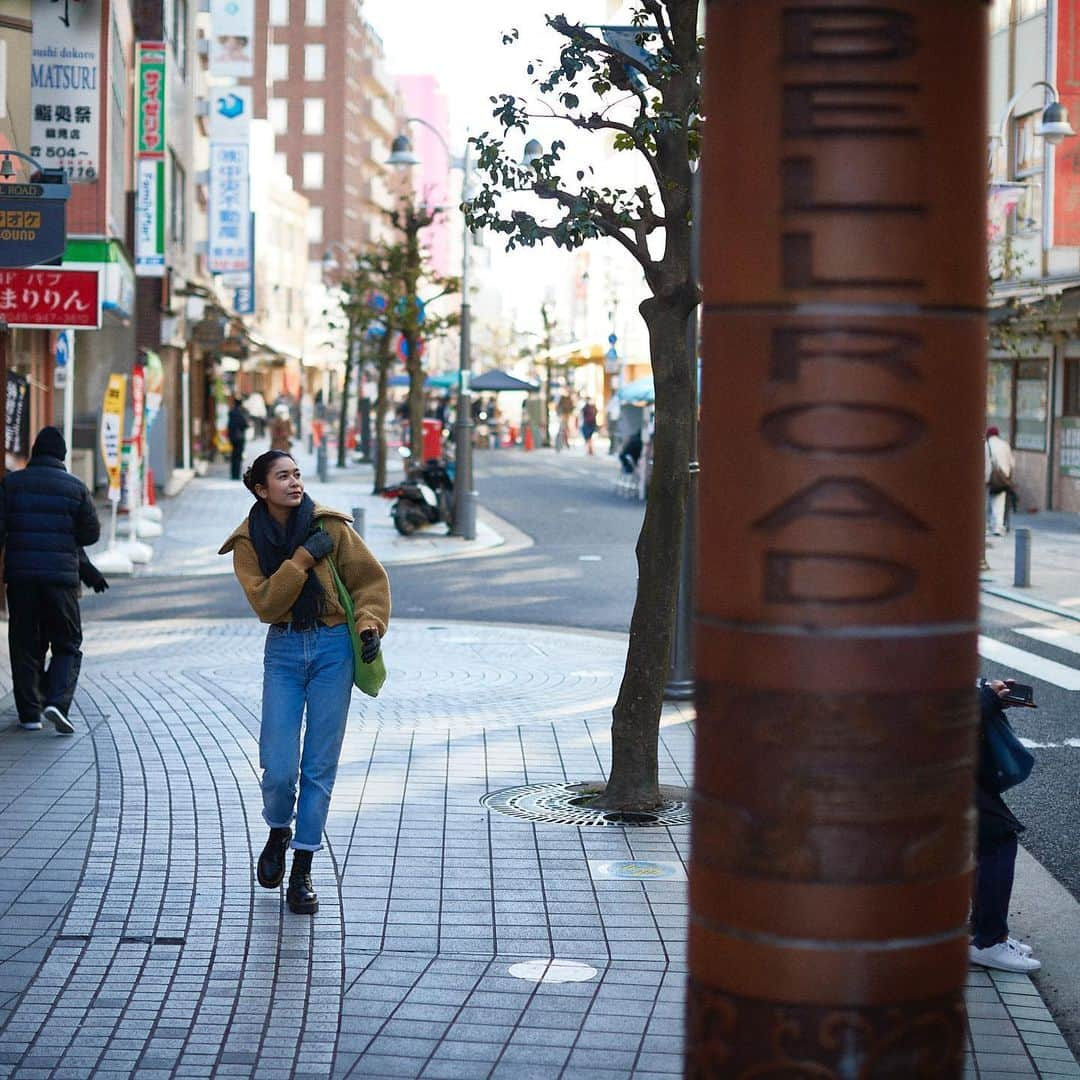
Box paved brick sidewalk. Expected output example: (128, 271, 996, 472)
(982, 512, 1080, 616)
(0, 619, 1076, 1078)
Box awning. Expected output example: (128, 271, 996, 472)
(469, 370, 540, 392)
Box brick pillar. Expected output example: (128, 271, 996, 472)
(689, 3, 988, 1074)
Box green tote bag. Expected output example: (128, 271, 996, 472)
(318, 524, 386, 698)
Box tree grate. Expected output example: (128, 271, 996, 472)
(481, 782, 690, 828)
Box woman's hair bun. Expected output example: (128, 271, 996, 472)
(242, 466, 257, 494)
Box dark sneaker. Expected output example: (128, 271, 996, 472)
(19, 716, 42, 731)
(43, 706, 74, 735)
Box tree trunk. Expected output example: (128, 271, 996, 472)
(406, 346, 424, 462)
(336, 318, 354, 470)
(373, 353, 390, 493)
(594, 295, 694, 811)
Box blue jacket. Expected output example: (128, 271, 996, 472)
(0, 454, 101, 587)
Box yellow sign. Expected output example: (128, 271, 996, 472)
(101, 373, 127, 502)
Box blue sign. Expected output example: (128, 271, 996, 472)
(217, 93, 245, 120)
(232, 213, 256, 315)
(55, 329, 71, 368)
(0, 186, 70, 269)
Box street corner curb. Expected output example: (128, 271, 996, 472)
(379, 506, 534, 567)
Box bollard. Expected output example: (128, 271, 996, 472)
(1014, 527, 1032, 588)
(316, 443, 328, 483)
(352, 506, 365, 538)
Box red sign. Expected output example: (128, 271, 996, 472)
(0, 269, 101, 329)
(1057, 1, 1080, 245)
(130, 364, 145, 447)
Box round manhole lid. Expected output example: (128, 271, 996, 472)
(480, 782, 690, 827)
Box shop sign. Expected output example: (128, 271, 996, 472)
(4, 371, 30, 456)
(0, 185, 69, 268)
(135, 43, 167, 278)
(209, 87, 251, 142)
(0, 268, 101, 328)
(1062, 417, 1080, 479)
(29, 0, 102, 182)
(209, 0, 255, 78)
(208, 142, 250, 273)
(101, 373, 127, 502)
(233, 214, 255, 315)
(130, 363, 145, 448)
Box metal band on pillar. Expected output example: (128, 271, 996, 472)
(689, 3, 988, 1074)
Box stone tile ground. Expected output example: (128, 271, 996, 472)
(0, 616, 1074, 1076)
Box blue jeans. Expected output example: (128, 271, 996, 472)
(260, 622, 353, 851)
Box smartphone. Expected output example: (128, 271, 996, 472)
(1002, 682, 1036, 707)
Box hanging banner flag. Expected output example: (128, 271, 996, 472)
(135, 42, 168, 277)
(5, 371, 29, 457)
(101, 373, 127, 502)
(29, 0, 102, 182)
(234, 214, 256, 314)
(130, 362, 146, 451)
(209, 0, 255, 78)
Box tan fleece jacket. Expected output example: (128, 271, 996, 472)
(218, 504, 391, 636)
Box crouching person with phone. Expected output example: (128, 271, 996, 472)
(970, 677, 1039, 972)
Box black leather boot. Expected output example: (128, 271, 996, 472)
(287, 849, 318, 914)
(257, 827, 292, 889)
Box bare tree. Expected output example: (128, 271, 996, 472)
(466, 1, 701, 809)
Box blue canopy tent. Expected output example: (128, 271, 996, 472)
(387, 372, 458, 390)
(617, 376, 654, 404)
(469, 370, 540, 392)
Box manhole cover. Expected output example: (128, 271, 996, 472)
(480, 782, 690, 827)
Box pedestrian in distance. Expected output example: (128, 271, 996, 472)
(219, 449, 390, 915)
(269, 405, 293, 453)
(969, 675, 1039, 973)
(0, 426, 100, 734)
(581, 398, 598, 456)
(986, 426, 1015, 537)
(227, 397, 248, 481)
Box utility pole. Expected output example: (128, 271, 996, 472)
(336, 309, 355, 469)
(688, 3, 988, 1074)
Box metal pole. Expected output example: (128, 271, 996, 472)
(181, 351, 192, 471)
(688, 3, 986, 1074)
(665, 168, 701, 701)
(1014, 527, 1032, 588)
(452, 133, 477, 540)
(62, 330, 75, 472)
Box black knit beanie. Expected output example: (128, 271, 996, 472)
(31, 426, 67, 461)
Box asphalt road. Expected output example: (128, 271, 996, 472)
(82, 447, 647, 630)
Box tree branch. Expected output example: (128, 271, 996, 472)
(636, 0, 674, 55)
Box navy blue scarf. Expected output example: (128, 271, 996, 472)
(248, 493, 324, 623)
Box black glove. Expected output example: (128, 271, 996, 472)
(92, 575, 109, 594)
(360, 628, 381, 664)
(302, 530, 335, 562)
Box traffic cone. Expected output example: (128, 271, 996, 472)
(146, 468, 156, 506)
(524, 424, 534, 451)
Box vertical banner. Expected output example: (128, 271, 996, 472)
(101, 373, 127, 502)
(234, 214, 256, 314)
(29, 0, 101, 182)
(208, 144, 251, 273)
(4, 371, 29, 457)
(209, 0, 255, 77)
(135, 43, 167, 277)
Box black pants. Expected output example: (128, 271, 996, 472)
(971, 835, 1018, 948)
(230, 443, 245, 480)
(7, 582, 83, 723)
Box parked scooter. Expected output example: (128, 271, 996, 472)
(381, 447, 455, 536)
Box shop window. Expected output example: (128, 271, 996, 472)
(1065, 358, 1080, 416)
(1015, 359, 1049, 451)
(987, 359, 1015, 442)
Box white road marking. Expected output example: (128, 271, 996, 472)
(1017, 624, 1080, 656)
(978, 635, 1080, 690)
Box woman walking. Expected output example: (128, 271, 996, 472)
(219, 450, 390, 914)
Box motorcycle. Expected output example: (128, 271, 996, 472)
(381, 448, 455, 536)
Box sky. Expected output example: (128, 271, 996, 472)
(362, 0, 610, 145)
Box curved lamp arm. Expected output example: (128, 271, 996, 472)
(994, 80, 1061, 146)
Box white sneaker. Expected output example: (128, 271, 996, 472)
(42, 706, 74, 735)
(18, 717, 42, 731)
(970, 939, 1041, 973)
(1009, 936, 1034, 957)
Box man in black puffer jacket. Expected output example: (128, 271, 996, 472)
(0, 427, 100, 733)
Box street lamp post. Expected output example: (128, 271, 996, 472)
(321, 243, 357, 471)
(387, 123, 477, 539)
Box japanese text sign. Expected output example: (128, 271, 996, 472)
(136, 43, 167, 157)
(0, 268, 101, 328)
(30, 0, 102, 182)
(208, 143, 251, 274)
(0, 188, 69, 268)
(101, 373, 127, 502)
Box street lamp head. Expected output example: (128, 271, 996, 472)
(1037, 100, 1076, 145)
(521, 139, 545, 167)
(387, 134, 420, 167)
(0, 154, 13, 178)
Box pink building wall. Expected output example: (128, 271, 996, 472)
(397, 75, 452, 278)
